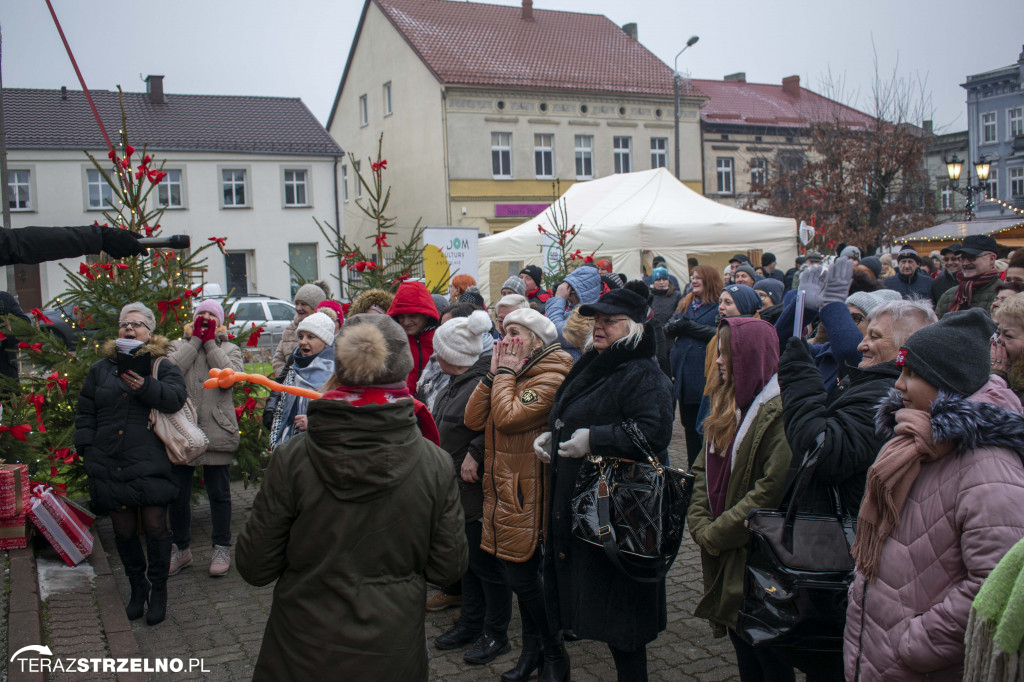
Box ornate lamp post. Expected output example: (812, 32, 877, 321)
(673, 35, 700, 180)
(945, 154, 991, 220)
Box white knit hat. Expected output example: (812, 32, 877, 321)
(845, 289, 902, 316)
(433, 310, 492, 366)
(296, 312, 336, 346)
(502, 308, 557, 346)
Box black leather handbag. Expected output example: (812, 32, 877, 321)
(735, 433, 856, 651)
(570, 419, 695, 583)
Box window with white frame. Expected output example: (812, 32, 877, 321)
(354, 161, 362, 198)
(650, 138, 667, 169)
(221, 169, 247, 207)
(1011, 167, 1024, 197)
(613, 136, 632, 174)
(156, 169, 183, 208)
(491, 132, 512, 178)
(1010, 107, 1024, 138)
(939, 182, 953, 211)
(716, 157, 734, 194)
(383, 82, 393, 117)
(989, 168, 999, 199)
(359, 94, 368, 127)
(534, 134, 554, 178)
(283, 169, 309, 206)
(982, 112, 997, 144)
(574, 135, 593, 179)
(341, 165, 349, 202)
(750, 158, 767, 188)
(86, 169, 116, 210)
(8, 170, 31, 210)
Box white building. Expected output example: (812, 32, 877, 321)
(3, 77, 344, 308)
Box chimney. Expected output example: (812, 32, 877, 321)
(1019, 44, 1024, 63)
(521, 0, 533, 21)
(622, 22, 638, 40)
(60, 86, 67, 101)
(146, 74, 165, 103)
(724, 72, 746, 82)
(782, 75, 800, 98)
(923, 119, 933, 134)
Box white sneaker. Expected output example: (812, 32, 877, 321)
(168, 544, 193, 576)
(209, 545, 231, 577)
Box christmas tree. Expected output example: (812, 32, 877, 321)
(0, 89, 269, 494)
(536, 181, 600, 289)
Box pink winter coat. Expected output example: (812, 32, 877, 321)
(844, 376, 1024, 681)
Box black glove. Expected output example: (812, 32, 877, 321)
(100, 226, 145, 258)
(780, 336, 813, 369)
(664, 316, 693, 339)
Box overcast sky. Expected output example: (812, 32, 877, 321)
(3, 0, 1022, 134)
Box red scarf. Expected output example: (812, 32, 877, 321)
(949, 270, 999, 313)
(320, 385, 440, 446)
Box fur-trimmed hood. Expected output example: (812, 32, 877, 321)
(182, 323, 230, 343)
(348, 288, 395, 316)
(876, 375, 1024, 457)
(101, 335, 172, 359)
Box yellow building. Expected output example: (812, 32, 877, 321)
(327, 0, 705, 245)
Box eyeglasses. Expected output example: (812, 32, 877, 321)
(593, 316, 629, 327)
(118, 321, 149, 330)
(850, 313, 867, 325)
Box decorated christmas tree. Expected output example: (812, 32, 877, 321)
(536, 182, 600, 289)
(0, 89, 269, 494)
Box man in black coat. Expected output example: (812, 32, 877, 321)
(931, 244, 961, 305)
(882, 247, 933, 300)
(1, 225, 145, 266)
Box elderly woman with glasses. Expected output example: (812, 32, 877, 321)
(75, 302, 187, 626)
(535, 286, 674, 682)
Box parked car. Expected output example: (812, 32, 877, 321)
(224, 295, 296, 336)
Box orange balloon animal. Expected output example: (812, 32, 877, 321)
(203, 368, 323, 400)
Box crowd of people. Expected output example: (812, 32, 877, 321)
(56, 235, 1024, 681)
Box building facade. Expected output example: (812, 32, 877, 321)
(962, 45, 1024, 219)
(328, 0, 705, 244)
(4, 78, 344, 308)
(922, 124, 969, 223)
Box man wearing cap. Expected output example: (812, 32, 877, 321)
(930, 244, 962, 304)
(883, 247, 933, 300)
(761, 252, 784, 283)
(790, 251, 822, 291)
(936, 235, 1002, 318)
(519, 265, 551, 308)
(723, 253, 750, 281)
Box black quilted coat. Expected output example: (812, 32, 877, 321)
(544, 324, 674, 651)
(75, 336, 187, 511)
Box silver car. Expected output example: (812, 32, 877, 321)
(225, 296, 296, 336)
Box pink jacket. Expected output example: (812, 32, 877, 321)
(844, 376, 1024, 680)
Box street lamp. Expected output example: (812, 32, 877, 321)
(945, 154, 991, 220)
(674, 35, 700, 180)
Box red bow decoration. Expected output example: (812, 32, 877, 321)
(18, 342, 43, 353)
(235, 396, 259, 418)
(246, 324, 265, 348)
(584, 255, 594, 264)
(342, 302, 352, 315)
(47, 371, 69, 393)
(374, 234, 389, 248)
(116, 263, 130, 270)
(98, 263, 113, 272)
(50, 448, 78, 465)
(371, 160, 388, 172)
(183, 286, 204, 299)
(157, 298, 183, 324)
(0, 424, 31, 441)
(142, 154, 152, 166)
(107, 150, 118, 162)
(208, 237, 228, 255)
(27, 393, 46, 433)
(79, 262, 95, 280)
(0, 332, 5, 341)
(143, 223, 157, 237)
(366, 261, 378, 271)
(147, 169, 167, 184)
(537, 225, 547, 234)
(125, 144, 135, 158)
(135, 166, 146, 181)
(339, 258, 347, 268)
(29, 308, 54, 325)
(354, 261, 367, 272)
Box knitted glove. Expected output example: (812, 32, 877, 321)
(798, 265, 827, 310)
(557, 428, 590, 458)
(822, 257, 854, 305)
(533, 432, 552, 464)
(780, 336, 813, 369)
(100, 226, 145, 258)
(196, 317, 217, 343)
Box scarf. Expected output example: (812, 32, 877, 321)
(964, 536, 1024, 682)
(851, 407, 955, 581)
(949, 270, 999, 313)
(321, 385, 441, 446)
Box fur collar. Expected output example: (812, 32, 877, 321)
(102, 335, 172, 359)
(182, 322, 230, 343)
(731, 374, 781, 472)
(876, 386, 1024, 457)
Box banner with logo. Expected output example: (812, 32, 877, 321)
(422, 226, 478, 293)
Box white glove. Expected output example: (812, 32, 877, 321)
(533, 432, 552, 463)
(557, 428, 591, 458)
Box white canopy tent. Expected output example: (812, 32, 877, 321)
(477, 168, 797, 298)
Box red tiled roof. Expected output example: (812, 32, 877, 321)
(690, 78, 874, 129)
(374, 0, 687, 97)
(3, 88, 343, 156)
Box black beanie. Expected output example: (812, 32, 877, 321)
(898, 308, 996, 397)
(519, 265, 543, 289)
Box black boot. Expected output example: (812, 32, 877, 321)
(115, 537, 149, 621)
(501, 641, 544, 682)
(145, 533, 172, 626)
(537, 642, 570, 682)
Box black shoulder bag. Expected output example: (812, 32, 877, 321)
(735, 432, 857, 652)
(570, 419, 695, 583)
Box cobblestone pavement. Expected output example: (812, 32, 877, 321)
(82, 425, 772, 681)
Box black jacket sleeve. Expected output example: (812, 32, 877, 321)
(0, 226, 105, 266)
(138, 359, 188, 413)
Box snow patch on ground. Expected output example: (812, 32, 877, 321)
(36, 557, 95, 601)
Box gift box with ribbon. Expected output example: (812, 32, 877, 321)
(0, 514, 29, 550)
(27, 486, 93, 566)
(0, 463, 30, 519)
(62, 497, 96, 528)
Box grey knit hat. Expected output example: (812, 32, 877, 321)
(294, 283, 327, 309)
(898, 308, 996, 397)
(333, 314, 413, 386)
(500, 277, 527, 297)
(845, 289, 901, 316)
